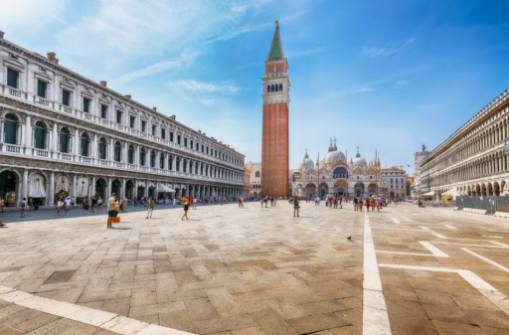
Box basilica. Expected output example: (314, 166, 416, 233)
(292, 139, 385, 198)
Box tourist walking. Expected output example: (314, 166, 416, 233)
(146, 196, 155, 219)
(293, 196, 300, 217)
(107, 192, 119, 229)
(20, 198, 27, 217)
(181, 196, 190, 221)
(0, 199, 4, 213)
(56, 198, 64, 216)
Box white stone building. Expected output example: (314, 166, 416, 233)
(0, 33, 244, 207)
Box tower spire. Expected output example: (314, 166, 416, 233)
(267, 20, 285, 61)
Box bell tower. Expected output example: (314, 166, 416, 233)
(261, 20, 290, 197)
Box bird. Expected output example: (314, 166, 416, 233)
(347, 235, 352, 241)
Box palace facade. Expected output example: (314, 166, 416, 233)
(417, 88, 509, 198)
(0, 32, 244, 207)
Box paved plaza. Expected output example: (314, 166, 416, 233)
(0, 202, 508, 334)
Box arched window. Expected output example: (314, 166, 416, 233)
(128, 145, 134, 164)
(183, 159, 187, 173)
(59, 127, 70, 153)
(255, 171, 260, 178)
(176, 157, 181, 171)
(3, 113, 19, 144)
(98, 137, 107, 160)
(150, 151, 156, 167)
(114, 141, 122, 162)
(34, 121, 47, 149)
(267, 85, 270, 92)
(80, 133, 90, 156)
(159, 153, 164, 169)
(140, 148, 146, 166)
(279, 83, 283, 91)
(333, 166, 348, 179)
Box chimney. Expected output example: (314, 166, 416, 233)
(0, 31, 4, 39)
(125, 94, 131, 99)
(100, 80, 107, 88)
(47, 52, 58, 64)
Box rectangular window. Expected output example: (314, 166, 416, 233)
(130, 116, 135, 128)
(161, 128, 166, 139)
(101, 105, 108, 119)
(37, 79, 47, 98)
(62, 89, 71, 106)
(170, 132, 174, 142)
(7, 68, 19, 88)
(184, 137, 187, 147)
(83, 97, 91, 113)
(116, 110, 122, 124)
(141, 120, 146, 132)
(190, 140, 193, 149)
(177, 135, 181, 145)
(152, 124, 156, 136)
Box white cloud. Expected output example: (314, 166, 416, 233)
(362, 37, 415, 57)
(0, 0, 67, 36)
(112, 50, 200, 85)
(168, 79, 240, 106)
(169, 79, 239, 94)
(56, 0, 253, 61)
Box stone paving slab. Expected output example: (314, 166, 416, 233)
(1, 202, 509, 334)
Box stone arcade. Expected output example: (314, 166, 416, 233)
(0, 33, 244, 207)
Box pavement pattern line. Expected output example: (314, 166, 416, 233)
(444, 224, 457, 230)
(379, 264, 509, 316)
(390, 217, 400, 224)
(377, 241, 449, 258)
(362, 213, 392, 335)
(0, 285, 195, 335)
(463, 247, 509, 273)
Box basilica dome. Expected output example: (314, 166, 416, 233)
(324, 150, 346, 166)
(300, 151, 315, 170)
(351, 150, 367, 169)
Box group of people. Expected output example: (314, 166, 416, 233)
(261, 196, 277, 208)
(353, 196, 383, 212)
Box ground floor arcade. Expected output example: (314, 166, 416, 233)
(0, 166, 243, 208)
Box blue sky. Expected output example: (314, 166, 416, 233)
(2, 0, 509, 172)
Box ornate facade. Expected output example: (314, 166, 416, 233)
(261, 21, 290, 197)
(0, 33, 244, 207)
(418, 88, 509, 198)
(291, 140, 383, 198)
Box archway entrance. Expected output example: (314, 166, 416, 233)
(125, 180, 134, 200)
(354, 182, 365, 197)
(95, 179, 107, 199)
(0, 170, 18, 207)
(319, 183, 329, 198)
(305, 183, 316, 198)
(137, 186, 145, 200)
(367, 183, 378, 196)
(112, 180, 121, 197)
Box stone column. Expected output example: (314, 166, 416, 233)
(144, 181, 149, 197)
(121, 179, 126, 200)
(107, 178, 112, 200)
(71, 175, 77, 198)
(89, 176, 95, 198)
(24, 115, 32, 148)
(21, 169, 29, 202)
(74, 129, 80, 155)
(48, 172, 55, 206)
(91, 134, 98, 160)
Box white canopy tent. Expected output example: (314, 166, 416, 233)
(156, 184, 175, 193)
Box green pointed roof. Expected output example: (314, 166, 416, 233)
(267, 20, 284, 61)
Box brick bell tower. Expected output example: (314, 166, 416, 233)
(261, 20, 290, 197)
